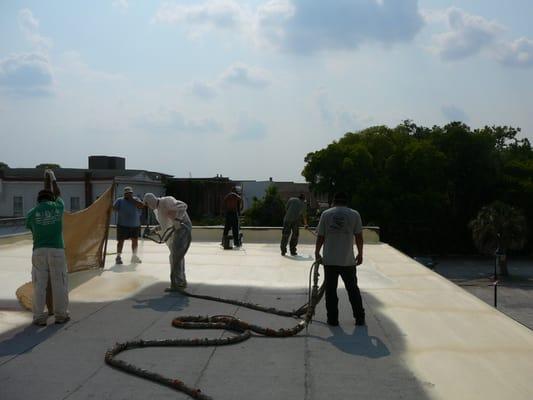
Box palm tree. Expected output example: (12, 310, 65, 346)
(469, 201, 527, 276)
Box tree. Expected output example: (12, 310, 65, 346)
(0, 162, 8, 169)
(243, 185, 285, 226)
(469, 201, 527, 276)
(36, 163, 61, 169)
(302, 121, 533, 254)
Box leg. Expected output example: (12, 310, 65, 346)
(280, 221, 291, 255)
(46, 276, 54, 315)
(49, 249, 69, 322)
(339, 267, 365, 322)
(116, 227, 125, 264)
(131, 230, 141, 263)
(169, 226, 192, 289)
(231, 212, 240, 246)
(31, 248, 49, 324)
(289, 221, 299, 255)
(324, 266, 340, 325)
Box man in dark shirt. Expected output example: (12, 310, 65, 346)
(222, 186, 243, 248)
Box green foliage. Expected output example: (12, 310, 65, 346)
(0, 162, 8, 169)
(243, 185, 285, 226)
(36, 163, 61, 169)
(469, 201, 527, 255)
(302, 120, 533, 254)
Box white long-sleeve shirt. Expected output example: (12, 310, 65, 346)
(153, 196, 192, 232)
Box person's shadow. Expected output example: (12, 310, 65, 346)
(284, 254, 314, 261)
(311, 324, 390, 359)
(0, 323, 62, 357)
(132, 292, 190, 312)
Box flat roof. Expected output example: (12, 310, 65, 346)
(1, 232, 533, 399)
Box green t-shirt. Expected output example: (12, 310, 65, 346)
(25, 197, 65, 249)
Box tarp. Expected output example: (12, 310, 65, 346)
(64, 185, 114, 272)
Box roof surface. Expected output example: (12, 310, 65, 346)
(1, 232, 532, 400)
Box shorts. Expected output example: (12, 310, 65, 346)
(117, 225, 141, 241)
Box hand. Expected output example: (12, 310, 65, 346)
(45, 169, 56, 181)
(356, 254, 363, 266)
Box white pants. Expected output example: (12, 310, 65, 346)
(166, 224, 191, 288)
(32, 248, 69, 322)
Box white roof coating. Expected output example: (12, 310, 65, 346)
(1, 231, 533, 400)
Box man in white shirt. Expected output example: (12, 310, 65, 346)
(315, 192, 365, 326)
(143, 193, 192, 291)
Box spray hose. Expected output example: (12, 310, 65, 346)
(104, 260, 325, 400)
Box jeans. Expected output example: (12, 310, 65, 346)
(280, 220, 299, 253)
(223, 211, 240, 246)
(324, 265, 365, 323)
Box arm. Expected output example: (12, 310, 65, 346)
(130, 197, 145, 209)
(315, 235, 324, 261)
(45, 169, 60, 198)
(355, 232, 363, 265)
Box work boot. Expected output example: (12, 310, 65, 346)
(115, 255, 123, 265)
(32, 319, 47, 327)
(55, 316, 71, 324)
(281, 248, 287, 256)
(131, 255, 142, 264)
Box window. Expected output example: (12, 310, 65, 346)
(13, 196, 23, 217)
(70, 197, 81, 212)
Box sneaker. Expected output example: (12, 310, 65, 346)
(115, 256, 123, 265)
(281, 249, 287, 256)
(290, 251, 298, 256)
(55, 316, 71, 324)
(131, 255, 142, 264)
(33, 319, 47, 327)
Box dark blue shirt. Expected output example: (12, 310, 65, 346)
(113, 197, 142, 227)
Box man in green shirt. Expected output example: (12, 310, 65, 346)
(25, 169, 70, 326)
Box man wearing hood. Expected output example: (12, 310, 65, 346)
(143, 193, 192, 291)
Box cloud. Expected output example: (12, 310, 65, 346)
(18, 9, 52, 50)
(187, 80, 217, 99)
(270, 0, 424, 54)
(185, 63, 270, 100)
(0, 53, 54, 96)
(112, 0, 129, 10)
(431, 8, 502, 61)
(219, 63, 270, 88)
(442, 105, 469, 122)
(497, 37, 533, 68)
(232, 117, 267, 141)
(58, 51, 125, 81)
(139, 109, 222, 135)
(314, 89, 372, 131)
(154, 0, 424, 54)
(153, 0, 247, 35)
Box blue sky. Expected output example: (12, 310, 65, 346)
(1, 0, 533, 181)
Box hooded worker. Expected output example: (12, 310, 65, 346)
(143, 193, 192, 291)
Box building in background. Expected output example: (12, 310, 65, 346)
(0, 156, 169, 218)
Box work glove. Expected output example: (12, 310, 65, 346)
(45, 169, 57, 182)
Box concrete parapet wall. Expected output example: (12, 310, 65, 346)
(1, 226, 380, 245)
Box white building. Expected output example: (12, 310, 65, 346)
(0, 167, 168, 218)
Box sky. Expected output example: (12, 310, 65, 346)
(1, 0, 533, 182)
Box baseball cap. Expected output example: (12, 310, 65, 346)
(124, 186, 133, 194)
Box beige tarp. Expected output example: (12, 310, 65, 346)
(16, 185, 114, 310)
(64, 185, 114, 272)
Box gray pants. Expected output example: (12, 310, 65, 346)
(32, 248, 69, 322)
(167, 223, 192, 288)
(281, 220, 299, 254)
